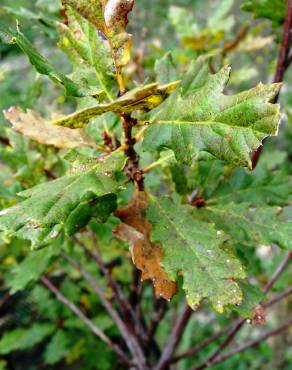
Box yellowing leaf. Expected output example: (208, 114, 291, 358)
(57, 7, 115, 101)
(4, 107, 97, 149)
(114, 188, 177, 300)
(54, 81, 180, 128)
(65, 0, 135, 67)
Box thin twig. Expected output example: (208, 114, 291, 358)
(273, 0, 292, 84)
(146, 298, 168, 348)
(61, 252, 148, 370)
(41, 276, 130, 366)
(191, 320, 245, 370)
(200, 319, 292, 369)
(129, 267, 142, 312)
(171, 327, 228, 364)
(128, 266, 148, 349)
(75, 236, 136, 322)
(122, 114, 144, 190)
(172, 285, 292, 364)
(155, 304, 193, 370)
(264, 286, 292, 308)
(252, 0, 292, 168)
(263, 251, 292, 293)
(76, 236, 148, 346)
(222, 25, 249, 55)
(188, 251, 292, 370)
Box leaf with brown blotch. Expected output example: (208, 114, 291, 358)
(114, 188, 177, 301)
(64, 0, 135, 67)
(53, 81, 180, 128)
(4, 107, 97, 149)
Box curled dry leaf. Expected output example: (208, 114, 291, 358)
(4, 107, 97, 149)
(114, 187, 177, 301)
(65, 0, 135, 67)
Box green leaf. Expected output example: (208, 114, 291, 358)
(57, 7, 115, 100)
(207, 0, 235, 32)
(0, 324, 55, 355)
(168, 6, 199, 38)
(241, 0, 286, 26)
(147, 196, 246, 312)
(200, 202, 292, 250)
(0, 26, 92, 97)
(155, 52, 178, 84)
(83, 339, 114, 370)
(143, 57, 281, 168)
(44, 330, 70, 365)
(226, 282, 264, 318)
(194, 160, 292, 207)
(54, 81, 180, 128)
(10, 244, 59, 294)
(170, 163, 188, 195)
(0, 360, 7, 370)
(0, 153, 126, 248)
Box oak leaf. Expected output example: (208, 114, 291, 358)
(0, 27, 93, 97)
(143, 57, 281, 168)
(0, 153, 126, 248)
(114, 188, 177, 300)
(4, 107, 97, 149)
(147, 196, 246, 312)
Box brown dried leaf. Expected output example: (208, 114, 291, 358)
(4, 107, 97, 149)
(114, 188, 177, 300)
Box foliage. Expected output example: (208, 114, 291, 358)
(0, 0, 291, 369)
(241, 0, 287, 26)
(143, 58, 281, 168)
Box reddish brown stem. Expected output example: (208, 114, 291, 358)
(252, 0, 292, 168)
(122, 114, 144, 190)
(76, 236, 138, 324)
(264, 286, 292, 307)
(146, 298, 168, 349)
(200, 319, 292, 369)
(171, 327, 230, 364)
(61, 252, 148, 370)
(192, 320, 245, 370)
(273, 0, 292, 84)
(155, 304, 193, 370)
(41, 276, 130, 366)
(188, 251, 291, 370)
(263, 251, 292, 293)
